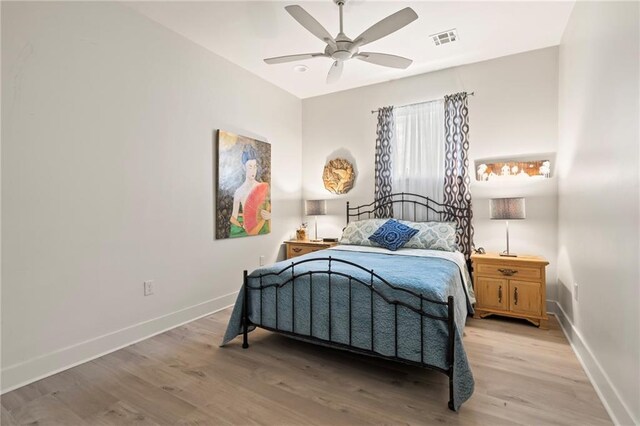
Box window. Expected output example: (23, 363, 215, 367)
(392, 100, 446, 218)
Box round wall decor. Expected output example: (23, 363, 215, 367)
(322, 158, 355, 194)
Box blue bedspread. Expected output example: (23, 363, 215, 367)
(221, 247, 475, 410)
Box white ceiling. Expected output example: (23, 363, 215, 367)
(126, 1, 575, 99)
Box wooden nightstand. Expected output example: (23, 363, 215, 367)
(471, 253, 549, 328)
(284, 240, 338, 259)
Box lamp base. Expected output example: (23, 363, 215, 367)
(501, 221, 518, 257)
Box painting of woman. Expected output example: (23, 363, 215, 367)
(216, 131, 271, 239)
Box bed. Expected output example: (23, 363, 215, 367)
(221, 193, 475, 411)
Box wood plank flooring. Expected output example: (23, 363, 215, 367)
(1, 309, 611, 425)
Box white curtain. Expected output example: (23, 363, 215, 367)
(392, 100, 445, 220)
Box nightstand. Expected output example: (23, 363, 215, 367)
(471, 253, 549, 328)
(284, 240, 338, 259)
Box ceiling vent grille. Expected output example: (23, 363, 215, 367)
(430, 29, 458, 46)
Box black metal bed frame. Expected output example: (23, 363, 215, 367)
(240, 193, 472, 411)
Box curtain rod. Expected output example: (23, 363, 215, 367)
(370, 91, 475, 114)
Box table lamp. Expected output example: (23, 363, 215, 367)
(490, 197, 525, 257)
(305, 200, 327, 242)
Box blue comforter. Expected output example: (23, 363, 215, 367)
(221, 247, 475, 410)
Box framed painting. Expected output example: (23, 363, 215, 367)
(215, 130, 271, 239)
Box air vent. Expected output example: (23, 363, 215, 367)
(430, 29, 458, 46)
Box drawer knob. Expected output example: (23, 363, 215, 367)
(498, 268, 518, 276)
(292, 247, 302, 253)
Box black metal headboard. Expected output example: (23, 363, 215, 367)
(346, 192, 473, 263)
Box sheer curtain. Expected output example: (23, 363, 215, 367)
(392, 100, 445, 220)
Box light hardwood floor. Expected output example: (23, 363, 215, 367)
(1, 309, 611, 425)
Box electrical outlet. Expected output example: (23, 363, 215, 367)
(573, 282, 578, 301)
(144, 280, 154, 296)
(259, 255, 265, 266)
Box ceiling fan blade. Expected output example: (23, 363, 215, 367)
(354, 7, 418, 47)
(285, 5, 337, 49)
(356, 52, 413, 69)
(326, 61, 343, 84)
(264, 53, 327, 64)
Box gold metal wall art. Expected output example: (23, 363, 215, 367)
(322, 158, 355, 194)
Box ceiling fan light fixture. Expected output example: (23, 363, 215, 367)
(293, 64, 309, 72)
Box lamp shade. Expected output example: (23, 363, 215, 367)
(490, 197, 526, 220)
(305, 199, 327, 216)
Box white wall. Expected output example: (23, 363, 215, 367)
(302, 47, 559, 295)
(557, 2, 639, 424)
(1, 2, 301, 391)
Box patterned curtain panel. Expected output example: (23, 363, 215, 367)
(443, 93, 474, 259)
(374, 106, 394, 218)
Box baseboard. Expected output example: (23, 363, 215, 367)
(1, 291, 238, 394)
(549, 300, 637, 426)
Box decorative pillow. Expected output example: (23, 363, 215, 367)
(368, 219, 419, 251)
(399, 220, 459, 252)
(339, 219, 388, 246)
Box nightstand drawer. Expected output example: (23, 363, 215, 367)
(287, 245, 320, 258)
(476, 263, 541, 280)
(284, 240, 338, 260)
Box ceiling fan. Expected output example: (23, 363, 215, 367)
(264, 0, 418, 83)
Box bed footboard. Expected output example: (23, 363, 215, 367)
(240, 256, 458, 411)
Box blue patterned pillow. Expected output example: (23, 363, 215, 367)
(368, 219, 419, 251)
